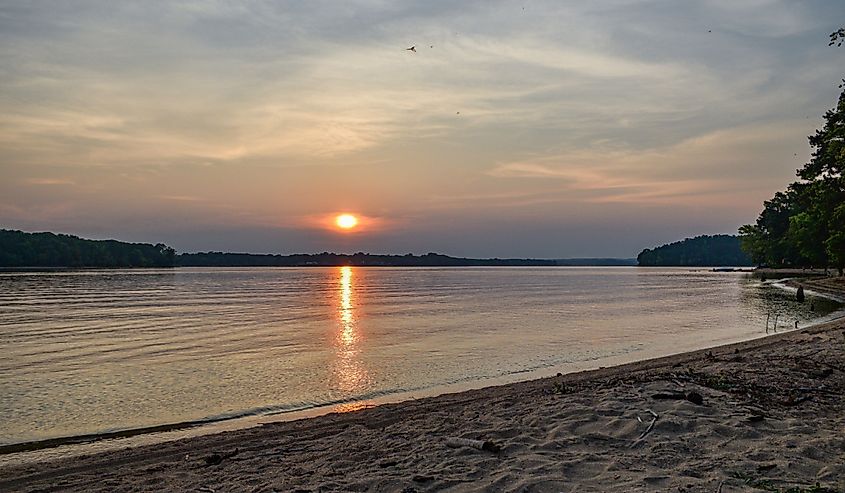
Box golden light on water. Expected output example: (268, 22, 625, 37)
(332, 265, 368, 395)
(339, 266, 356, 346)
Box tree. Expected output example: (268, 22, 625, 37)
(637, 235, 752, 267)
(800, 91, 845, 182)
(827, 203, 845, 275)
(739, 85, 844, 270)
(738, 225, 767, 265)
(0, 230, 178, 268)
(831, 27, 845, 47)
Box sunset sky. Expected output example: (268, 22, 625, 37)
(2, 1, 844, 257)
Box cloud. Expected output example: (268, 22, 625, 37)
(1, 0, 844, 256)
(487, 120, 814, 207)
(24, 178, 76, 186)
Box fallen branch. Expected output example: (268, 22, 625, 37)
(445, 437, 501, 453)
(637, 409, 658, 440)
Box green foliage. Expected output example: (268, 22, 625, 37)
(788, 212, 825, 266)
(827, 203, 845, 272)
(740, 89, 845, 272)
(636, 235, 752, 266)
(738, 224, 768, 265)
(0, 230, 177, 268)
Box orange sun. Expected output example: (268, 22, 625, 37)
(335, 214, 359, 230)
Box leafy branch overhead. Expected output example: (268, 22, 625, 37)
(832, 27, 845, 87)
(830, 27, 845, 47)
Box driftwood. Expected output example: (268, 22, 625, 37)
(445, 437, 501, 452)
(635, 409, 658, 441)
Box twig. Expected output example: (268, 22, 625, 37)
(798, 386, 838, 395)
(637, 409, 658, 440)
(445, 437, 501, 453)
(716, 480, 724, 493)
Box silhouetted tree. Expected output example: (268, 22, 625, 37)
(0, 230, 177, 268)
(637, 235, 752, 266)
(739, 88, 845, 272)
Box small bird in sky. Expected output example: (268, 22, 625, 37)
(406, 46, 416, 52)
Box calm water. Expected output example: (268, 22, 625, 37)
(0, 267, 841, 449)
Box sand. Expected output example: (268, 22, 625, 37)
(2, 285, 845, 492)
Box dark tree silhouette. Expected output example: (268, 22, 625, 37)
(0, 230, 177, 268)
(637, 235, 752, 267)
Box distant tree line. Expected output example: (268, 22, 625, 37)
(0, 229, 638, 269)
(738, 89, 845, 274)
(637, 235, 752, 267)
(0, 229, 176, 268)
(177, 252, 560, 267)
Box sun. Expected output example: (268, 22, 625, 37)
(335, 214, 359, 230)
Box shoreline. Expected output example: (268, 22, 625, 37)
(2, 278, 845, 491)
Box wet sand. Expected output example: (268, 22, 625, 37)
(2, 284, 844, 492)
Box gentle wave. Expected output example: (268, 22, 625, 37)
(1, 267, 840, 451)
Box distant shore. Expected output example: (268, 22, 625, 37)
(2, 277, 843, 492)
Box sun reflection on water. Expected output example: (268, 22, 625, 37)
(332, 266, 369, 396)
(339, 266, 356, 346)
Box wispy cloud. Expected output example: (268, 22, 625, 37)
(24, 178, 76, 186)
(488, 120, 815, 206)
(1, 0, 843, 256)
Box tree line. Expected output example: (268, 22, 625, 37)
(637, 235, 752, 267)
(1, 232, 639, 268)
(177, 251, 560, 267)
(0, 229, 176, 268)
(738, 89, 845, 274)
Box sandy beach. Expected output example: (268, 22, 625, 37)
(2, 284, 845, 492)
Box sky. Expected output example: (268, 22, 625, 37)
(1, 1, 844, 258)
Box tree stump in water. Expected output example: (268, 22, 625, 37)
(796, 286, 805, 303)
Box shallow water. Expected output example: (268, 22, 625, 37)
(0, 267, 840, 449)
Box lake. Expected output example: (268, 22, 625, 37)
(0, 267, 841, 452)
